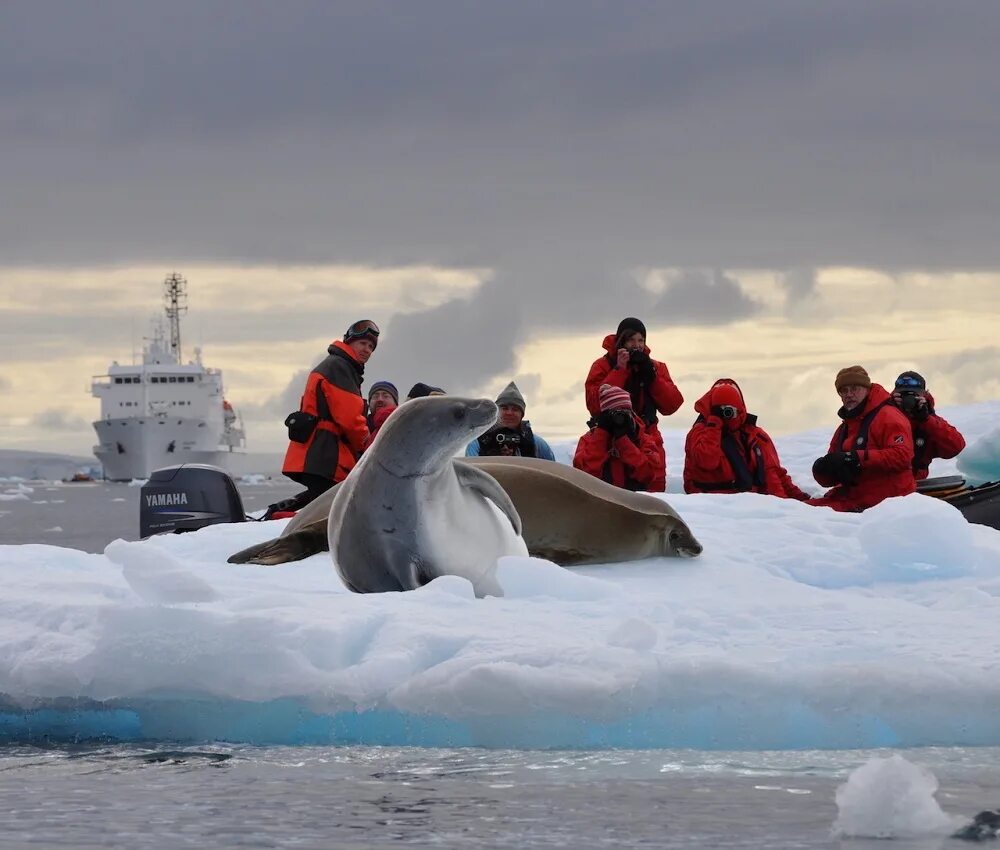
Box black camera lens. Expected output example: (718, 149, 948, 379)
(719, 405, 738, 419)
(899, 393, 918, 413)
(609, 410, 629, 425)
(494, 430, 521, 445)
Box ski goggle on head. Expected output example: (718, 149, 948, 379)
(895, 374, 924, 390)
(344, 319, 380, 346)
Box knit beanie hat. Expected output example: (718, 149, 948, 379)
(894, 370, 926, 392)
(368, 380, 399, 405)
(599, 384, 633, 412)
(615, 317, 647, 345)
(834, 365, 872, 392)
(710, 383, 744, 411)
(494, 381, 526, 413)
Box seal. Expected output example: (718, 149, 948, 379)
(229, 457, 702, 567)
(327, 395, 527, 596)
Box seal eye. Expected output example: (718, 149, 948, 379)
(451, 405, 466, 422)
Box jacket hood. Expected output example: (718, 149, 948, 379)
(693, 378, 747, 419)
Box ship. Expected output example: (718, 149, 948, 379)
(90, 273, 246, 481)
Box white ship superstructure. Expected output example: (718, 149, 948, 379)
(91, 274, 245, 481)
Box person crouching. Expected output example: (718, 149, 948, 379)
(573, 384, 664, 492)
(809, 365, 915, 511)
(684, 379, 810, 500)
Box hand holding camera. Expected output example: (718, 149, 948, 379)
(710, 404, 739, 421)
(814, 450, 862, 485)
(597, 409, 636, 439)
(628, 348, 655, 380)
(895, 390, 931, 421)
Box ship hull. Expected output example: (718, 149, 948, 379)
(93, 417, 238, 481)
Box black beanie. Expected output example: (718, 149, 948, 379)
(616, 317, 647, 342)
(406, 382, 446, 400)
(894, 371, 926, 392)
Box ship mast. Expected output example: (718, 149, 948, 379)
(163, 272, 188, 362)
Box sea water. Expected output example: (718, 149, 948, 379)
(1, 485, 997, 848)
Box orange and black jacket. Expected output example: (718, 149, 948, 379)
(282, 340, 370, 483)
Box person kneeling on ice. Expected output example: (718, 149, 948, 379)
(465, 381, 556, 460)
(809, 365, 915, 512)
(573, 384, 664, 492)
(683, 378, 810, 500)
(366, 380, 398, 439)
(890, 370, 966, 481)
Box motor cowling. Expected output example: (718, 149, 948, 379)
(139, 463, 245, 538)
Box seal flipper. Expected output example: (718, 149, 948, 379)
(227, 528, 328, 565)
(454, 464, 523, 536)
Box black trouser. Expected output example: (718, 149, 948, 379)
(273, 472, 336, 514)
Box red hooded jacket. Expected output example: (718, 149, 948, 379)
(683, 381, 809, 500)
(900, 393, 966, 480)
(810, 384, 915, 511)
(282, 340, 370, 484)
(585, 335, 683, 436)
(573, 413, 665, 492)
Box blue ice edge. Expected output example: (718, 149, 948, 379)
(1, 698, 997, 749)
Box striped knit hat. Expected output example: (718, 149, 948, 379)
(599, 384, 632, 411)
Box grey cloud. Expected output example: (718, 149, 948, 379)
(30, 408, 89, 431)
(651, 270, 762, 325)
(374, 278, 523, 397)
(779, 268, 819, 311)
(3, 1, 1000, 416)
(239, 367, 314, 427)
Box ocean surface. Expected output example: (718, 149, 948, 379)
(2, 483, 997, 848)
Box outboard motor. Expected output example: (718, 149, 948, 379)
(140, 463, 246, 538)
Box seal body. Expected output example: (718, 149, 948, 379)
(327, 396, 527, 597)
(230, 456, 701, 567)
(470, 455, 702, 562)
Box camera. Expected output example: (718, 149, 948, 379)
(493, 429, 521, 446)
(628, 349, 648, 365)
(714, 404, 738, 420)
(898, 391, 919, 413)
(608, 410, 630, 427)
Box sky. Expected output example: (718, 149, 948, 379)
(2, 1, 999, 456)
(1, 400, 999, 751)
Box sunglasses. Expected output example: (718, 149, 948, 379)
(895, 376, 923, 389)
(345, 319, 380, 341)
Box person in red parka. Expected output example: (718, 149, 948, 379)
(574, 384, 665, 492)
(584, 318, 683, 485)
(684, 378, 810, 500)
(890, 371, 966, 480)
(808, 365, 915, 512)
(279, 319, 376, 512)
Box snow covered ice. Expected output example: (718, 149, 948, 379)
(1, 401, 999, 748)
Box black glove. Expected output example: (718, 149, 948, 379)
(628, 349, 655, 380)
(813, 451, 861, 485)
(596, 410, 617, 433)
(832, 451, 862, 484)
(612, 413, 636, 440)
